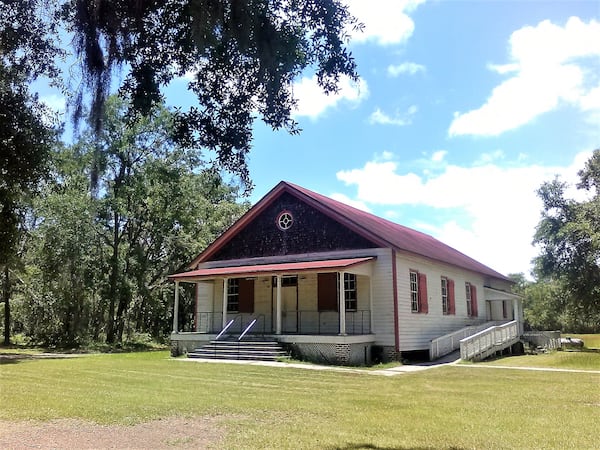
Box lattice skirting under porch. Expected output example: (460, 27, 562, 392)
(285, 342, 372, 365)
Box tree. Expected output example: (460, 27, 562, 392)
(509, 273, 566, 331)
(0, 0, 62, 344)
(20, 96, 248, 345)
(64, 0, 361, 186)
(533, 149, 600, 332)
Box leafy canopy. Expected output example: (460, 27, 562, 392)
(0, 0, 62, 265)
(65, 0, 361, 186)
(533, 149, 600, 330)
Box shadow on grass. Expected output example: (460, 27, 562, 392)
(0, 352, 85, 365)
(0, 341, 168, 365)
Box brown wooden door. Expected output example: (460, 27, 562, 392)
(238, 278, 255, 313)
(318, 272, 338, 311)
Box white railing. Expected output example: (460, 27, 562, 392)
(238, 318, 257, 341)
(215, 318, 235, 341)
(430, 321, 499, 360)
(460, 320, 519, 361)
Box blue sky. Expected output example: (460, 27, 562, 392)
(40, 0, 600, 278)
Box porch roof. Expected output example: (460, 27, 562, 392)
(169, 257, 375, 281)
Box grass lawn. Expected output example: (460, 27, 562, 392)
(1, 351, 599, 449)
(480, 350, 600, 371)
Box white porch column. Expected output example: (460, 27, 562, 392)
(339, 272, 346, 336)
(512, 297, 523, 335)
(369, 276, 374, 334)
(276, 275, 282, 335)
(222, 278, 228, 329)
(173, 280, 179, 333)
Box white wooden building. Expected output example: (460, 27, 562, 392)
(170, 181, 522, 364)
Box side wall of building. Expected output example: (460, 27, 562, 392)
(394, 251, 489, 352)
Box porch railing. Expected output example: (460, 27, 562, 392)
(194, 310, 371, 335)
(460, 320, 519, 361)
(295, 310, 371, 335)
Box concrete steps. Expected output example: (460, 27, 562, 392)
(188, 340, 289, 361)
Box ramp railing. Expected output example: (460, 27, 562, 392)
(460, 320, 519, 361)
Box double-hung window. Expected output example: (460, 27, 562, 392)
(465, 282, 478, 317)
(410, 270, 428, 313)
(410, 271, 419, 312)
(227, 278, 240, 312)
(441, 277, 449, 314)
(465, 282, 472, 316)
(344, 273, 357, 311)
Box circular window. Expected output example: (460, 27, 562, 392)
(276, 210, 294, 231)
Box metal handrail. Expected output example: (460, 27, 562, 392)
(238, 318, 257, 341)
(215, 318, 235, 341)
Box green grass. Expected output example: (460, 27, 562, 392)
(1, 351, 599, 449)
(482, 350, 600, 371)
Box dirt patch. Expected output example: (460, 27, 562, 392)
(0, 416, 225, 449)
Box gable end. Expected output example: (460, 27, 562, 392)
(210, 192, 378, 261)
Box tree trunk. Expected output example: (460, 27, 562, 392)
(115, 290, 127, 343)
(106, 212, 120, 344)
(3, 266, 11, 345)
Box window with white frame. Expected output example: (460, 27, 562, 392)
(227, 278, 240, 312)
(410, 270, 419, 312)
(344, 273, 357, 311)
(465, 282, 472, 316)
(441, 277, 449, 314)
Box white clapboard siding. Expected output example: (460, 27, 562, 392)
(369, 248, 396, 347)
(393, 250, 489, 351)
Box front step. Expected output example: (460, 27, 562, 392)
(188, 340, 289, 361)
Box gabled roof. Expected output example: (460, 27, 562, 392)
(189, 181, 509, 281)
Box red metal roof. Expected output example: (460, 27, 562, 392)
(169, 257, 374, 280)
(188, 181, 510, 281)
(286, 181, 509, 281)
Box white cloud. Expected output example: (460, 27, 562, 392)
(369, 105, 417, 126)
(336, 151, 593, 276)
(475, 150, 505, 165)
(345, 0, 425, 45)
(40, 94, 66, 115)
(431, 150, 447, 163)
(449, 17, 600, 137)
(387, 62, 426, 76)
(292, 75, 369, 119)
(39, 94, 66, 126)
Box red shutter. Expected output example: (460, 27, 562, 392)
(470, 284, 478, 317)
(318, 273, 338, 311)
(418, 273, 428, 314)
(448, 279, 455, 315)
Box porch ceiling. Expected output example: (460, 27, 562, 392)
(168, 257, 375, 281)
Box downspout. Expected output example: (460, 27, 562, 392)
(391, 249, 400, 356)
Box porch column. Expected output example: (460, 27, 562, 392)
(173, 280, 179, 333)
(222, 278, 228, 329)
(339, 271, 346, 335)
(369, 276, 374, 334)
(512, 297, 523, 335)
(276, 275, 282, 334)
